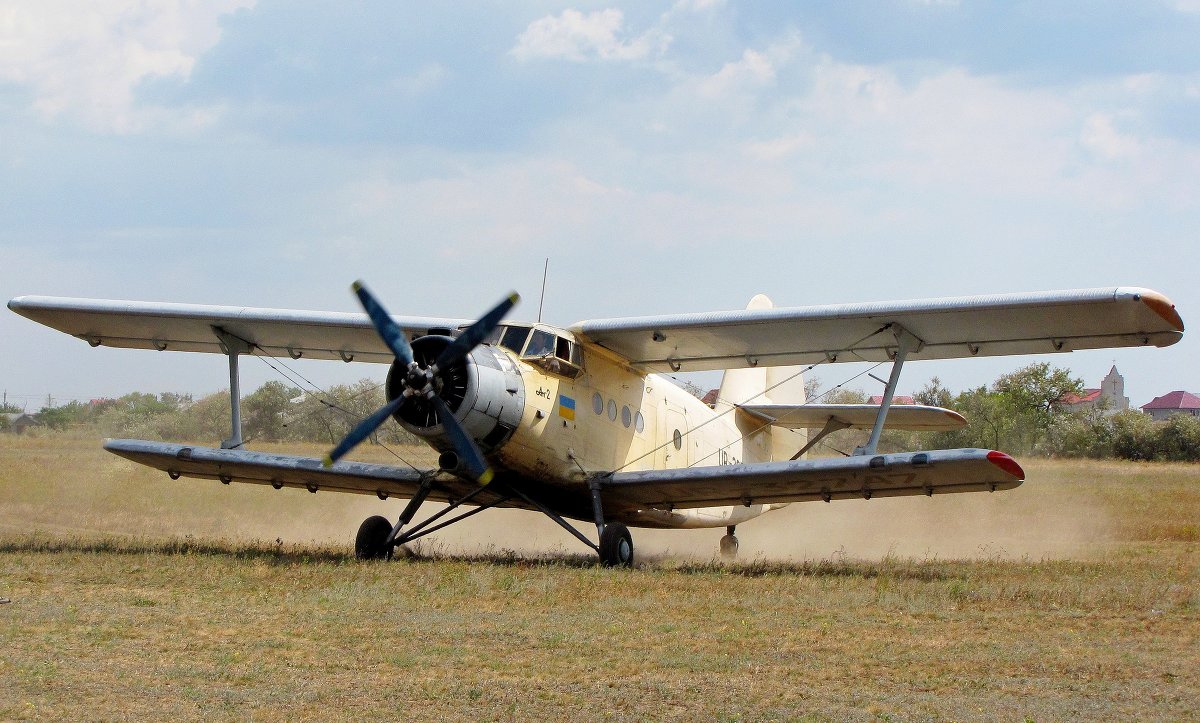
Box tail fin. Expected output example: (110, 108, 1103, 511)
(716, 295, 808, 462)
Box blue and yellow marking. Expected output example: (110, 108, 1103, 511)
(558, 394, 576, 421)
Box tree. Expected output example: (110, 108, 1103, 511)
(242, 381, 301, 443)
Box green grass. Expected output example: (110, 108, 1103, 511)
(1, 434, 1198, 720)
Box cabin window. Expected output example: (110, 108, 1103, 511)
(621, 405, 632, 428)
(607, 399, 617, 421)
(592, 392, 604, 415)
(635, 411, 645, 433)
(673, 429, 683, 450)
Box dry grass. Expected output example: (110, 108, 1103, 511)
(1, 434, 1197, 720)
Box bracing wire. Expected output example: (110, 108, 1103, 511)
(216, 329, 422, 472)
(608, 323, 895, 474)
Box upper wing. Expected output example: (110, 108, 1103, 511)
(602, 448, 1023, 510)
(571, 287, 1184, 372)
(739, 403, 966, 431)
(8, 296, 470, 363)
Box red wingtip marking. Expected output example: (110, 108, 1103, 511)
(986, 450, 1025, 480)
(1139, 290, 1184, 333)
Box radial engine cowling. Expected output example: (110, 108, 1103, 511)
(385, 336, 525, 455)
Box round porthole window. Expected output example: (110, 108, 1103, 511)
(621, 405, 632, 428)
(607, 399, 617, 421)
(592, 392, 604, 415)
(634, 411, 645, 433)
(673, 429, 682, 450)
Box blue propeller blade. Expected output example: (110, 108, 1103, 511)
(322, 395, 406, 467)
(433, 292, 519, 371)
(431, 395, 493, 485)
(353, 280, 414, 366)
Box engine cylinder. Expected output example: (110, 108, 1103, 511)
(385, 337, 525, 454)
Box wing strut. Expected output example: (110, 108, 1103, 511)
(853, 324, 923, 457)
(213, 326, 252, 449)
(790, 417, 853, 460)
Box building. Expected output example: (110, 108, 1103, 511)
(1140, 391, 1200, 421)
(868, 395, 915, 405)
(8, 413, 43, 434)
(1059, 365, 1129, 416)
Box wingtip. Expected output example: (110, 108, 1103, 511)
(1137, 289, 1185, 333)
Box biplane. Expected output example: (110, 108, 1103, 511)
(8, 285, 1183, 565)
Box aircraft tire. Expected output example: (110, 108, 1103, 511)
(719, 534, 739, 560)
(598, 522, 634, 567)
(355, 515, 393, 561)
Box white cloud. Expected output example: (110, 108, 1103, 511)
(1080, 113, 1142, 161)
(510, 8, 669, 62)
(0, 0, 253, 133)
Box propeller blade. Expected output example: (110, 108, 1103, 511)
(322, 396, 407, 467)
(433, 292, 520, 371)
(353, 280, 414, 366)
(431, 395, 494, 485)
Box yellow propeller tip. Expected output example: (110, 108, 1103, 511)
(479, 468, 495, 486)
(508, 292, 520, 304)
(351, 281, 364, 292)
(321, 455, 334, 468)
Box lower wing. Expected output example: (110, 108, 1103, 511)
(602, 448, 1023, 510)
(105, 439, 487, 504)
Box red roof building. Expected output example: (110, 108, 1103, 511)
(1141, 391, 1200, 421)
(868, 395, 916, 405)
(1057, 366, 1129, 416)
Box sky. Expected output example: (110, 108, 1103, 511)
(1, 0, 1197, 412)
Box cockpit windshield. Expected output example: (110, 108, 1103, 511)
(485, 324, 584, 378)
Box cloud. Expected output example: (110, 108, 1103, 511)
(0, 0, 253, 133)
(510, 8, 670, 62)
(1080, 113, 1142, 160)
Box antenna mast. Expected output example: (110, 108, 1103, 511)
(537, 258, 549, 323)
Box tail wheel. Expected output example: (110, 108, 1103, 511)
(599, 522, 634, 567)
(355, 515, 393, 560)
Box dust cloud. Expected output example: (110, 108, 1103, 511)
(233, 480, 1113, 563)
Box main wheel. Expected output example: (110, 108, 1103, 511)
(598, 522, 634, 567)
(719, 533, 739, 560)
(355, 515, 393, 560)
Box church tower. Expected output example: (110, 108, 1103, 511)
(1100, 365, 1129, 413)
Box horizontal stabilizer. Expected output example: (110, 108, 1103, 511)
(603, 448, 1023, 511)
(739, 403, 967, 431)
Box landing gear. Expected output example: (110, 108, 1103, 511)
(599, 522, 634, 567)
(719, 525, 738, 560)
(352, 476, 636, 568)
(355, 515, 393, 560)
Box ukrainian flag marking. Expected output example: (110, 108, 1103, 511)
(558, 394, 576, 421)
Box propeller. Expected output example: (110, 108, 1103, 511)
(322, 281, 518, 487)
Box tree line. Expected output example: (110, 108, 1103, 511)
(812, 362, 1200, 462)
(6, 363, 1199, 461)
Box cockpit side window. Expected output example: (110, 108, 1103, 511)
(555, 336, 571, 362)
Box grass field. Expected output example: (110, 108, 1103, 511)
(1, 434, 1197, 720)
